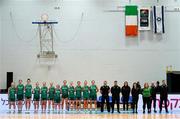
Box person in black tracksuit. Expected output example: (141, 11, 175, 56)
(122, 81, 131, 111)
(111, 81, 121, 113)
(150, 82, 157, 113)
(159, 80, 169, 113)
(136, 81, 142, 96)
(131, 82, 139, 113)
(136, 81, 141, 92)
(156, 81, 161, 94)
(100, 81, 110, 112)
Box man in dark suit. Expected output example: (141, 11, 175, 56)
(111, 81, 121, 113)
(159, 80, 168, 113)
(150, 82, 157, 113)
(100, 81, 110, 112)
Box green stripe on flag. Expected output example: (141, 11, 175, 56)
(125, 5, 138, 15)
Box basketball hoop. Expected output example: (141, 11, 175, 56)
(41, 13, 49, 22)
(32, 14, 58, 65)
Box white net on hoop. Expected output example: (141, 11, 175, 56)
(37, 51, 58, 66)
(41, 13, 49, 22)
(37, 57, 57, 66)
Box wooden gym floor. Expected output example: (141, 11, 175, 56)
(0, 111, 180, 119)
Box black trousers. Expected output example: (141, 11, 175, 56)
(150, 97, 156, 110)
(159, 97, 168, 112)
(143, 97, 151, 111)
(132, 97, 139, 112)
(123, 96, 129, 111)
(111, 97, 120, 112)
(101, 96, 110, 112)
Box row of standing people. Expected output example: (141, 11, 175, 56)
(100, 80, 168, 113)
(8, 79, 99, 112)
(8, 79, 168, 113)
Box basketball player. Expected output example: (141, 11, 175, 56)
(82, 80, 90, 112)
(54, 84, 61, 112)
(33, 82, 40, 112)
(16, 79, 24, 112)
(48, 82, 55, 111)
(68, 82, 75, 111)
(25, 79, 32, 111)
(61, 80, 69, 110)
(75, 81, 82, 111)
(8, 82, 16, 112)
(41, 82, 48, 112)
(89, 80, 99, 112)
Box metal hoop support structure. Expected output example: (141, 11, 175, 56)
(32, 21, 58, 65)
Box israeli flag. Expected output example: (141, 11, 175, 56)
(153, 6, 165, 34)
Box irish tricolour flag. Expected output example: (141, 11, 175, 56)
(125, 5, 138, 36)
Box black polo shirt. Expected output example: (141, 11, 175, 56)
(100, 85, 110, 97)
(111, 85, 121, 98)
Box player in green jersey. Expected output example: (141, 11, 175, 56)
(41, 82, 48, 112)
(61, 80, 69, 110)
(16, 79, 24, 112)
(48, 82, 55, 111)
(33, 82, 40, 112)
(25, 79, 32, 111)
(82, 80, 90, 110)
(8, 82, 16, 112)
(75, 81, 82, 111)
(54, 84, 61, 111)
(68, 82, 75, 110)
(90, 80, 99, 111)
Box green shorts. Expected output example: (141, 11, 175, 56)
(17, 94, 24, 101)
(83, 97, 89, 100)
(76, 97, 82, 100)
(25, 96, 32, 99)
(54, 100, 60, 103)
(34, 97, 40, 101)
(41, 97, 47, 101)
(90, 95, 97, 100)
(9, 98, 16, 102)
(62, 94, 68, 99)
(48, 97, 54, 100)
(54, 98, 61, 103)
(68, 96, 75, 100)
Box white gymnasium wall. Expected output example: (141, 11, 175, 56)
(0, 0, 180, 90)
(0, 3, 2, 89)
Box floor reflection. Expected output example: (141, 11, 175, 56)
(1, 111, 180, 119)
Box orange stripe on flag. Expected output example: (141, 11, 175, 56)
(126, 25, 138, 36)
